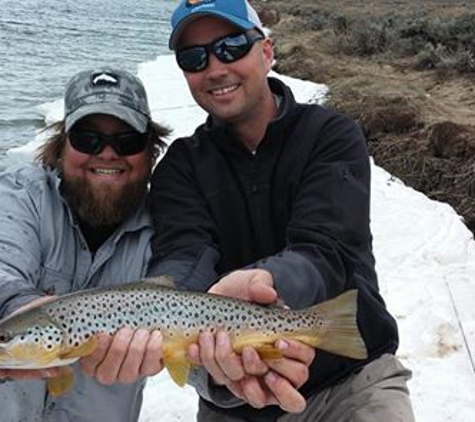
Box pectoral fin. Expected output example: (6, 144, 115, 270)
(163, 344, 192, 387)
(47, 366, 74, 397)
(59, 335, 98, 360)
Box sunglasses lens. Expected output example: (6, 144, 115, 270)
(68, 130, 148, 156)
(215, 34, 251, 63)
(68, 131, 103, 154)
(176, 47, 208, 72)
(114, 133, 148, 155)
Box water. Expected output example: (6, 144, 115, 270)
(0, 0, 175, 164)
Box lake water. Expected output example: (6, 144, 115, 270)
(0, 0, 175, 166)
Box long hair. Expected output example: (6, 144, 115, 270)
(35, 120, 170, 168)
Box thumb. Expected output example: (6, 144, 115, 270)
(248, 270, 277, 304)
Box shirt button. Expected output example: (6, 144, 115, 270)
(251, 185, 258, 193)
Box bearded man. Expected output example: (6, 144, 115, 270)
(0, 67, 169, 422)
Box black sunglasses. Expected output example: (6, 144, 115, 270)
(68, 129, 149, 156)
(176, 30, 265, 73)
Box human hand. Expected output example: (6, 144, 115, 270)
(188, 333, 314, 413)
(201, 269, 314, 412)
(80, 328, 164, 385)
(209, 269, 277, 305)
(240, 339, 315, 413)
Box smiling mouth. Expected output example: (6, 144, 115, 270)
(209, 84, 239, 96)
(90, 168, 124, 175)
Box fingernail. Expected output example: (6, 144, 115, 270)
(217, 331, 227, 346)
(135, 329, 149, 341)
(151, 330, 163, 342)
(201, 332, 213, 346)
(242, 347, 252, 360)
(276, 340, 289, 350)
(265, 371, 276, 383)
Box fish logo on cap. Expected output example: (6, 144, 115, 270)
(91, 72, 119, 87)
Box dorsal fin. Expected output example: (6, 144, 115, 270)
(142, 276, 177, 289)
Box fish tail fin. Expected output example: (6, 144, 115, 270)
(306, 290, 368, 360)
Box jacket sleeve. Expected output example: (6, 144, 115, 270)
(0, 168, 47, 318)
(256, 112, 376, 309)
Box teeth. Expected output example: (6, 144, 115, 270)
(211, 84, 239, 96)
(92, 169, 123, 175)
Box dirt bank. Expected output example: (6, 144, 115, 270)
(255, 0, 475, 234)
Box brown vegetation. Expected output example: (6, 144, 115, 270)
(254, 0, 475, 233)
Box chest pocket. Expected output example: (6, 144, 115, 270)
(39, 266, 74, 296)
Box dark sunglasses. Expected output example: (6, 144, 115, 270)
(68, 129, 149, 156)
(176, 30, 265, 73)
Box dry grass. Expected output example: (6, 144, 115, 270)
(255, 0, 475, 233)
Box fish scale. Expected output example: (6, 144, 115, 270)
(0, 276, 368, 395)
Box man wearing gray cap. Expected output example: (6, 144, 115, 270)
(0, 67, 169, 421)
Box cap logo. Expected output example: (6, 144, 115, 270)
(91, 72, 119, 87)
(186, 0, 214, 9)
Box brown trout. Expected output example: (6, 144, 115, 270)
(0, 277, 367, 395)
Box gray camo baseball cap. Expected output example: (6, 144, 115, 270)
(64, 67, 151, 133)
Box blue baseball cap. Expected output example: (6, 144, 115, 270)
(169, 0, 264, 50)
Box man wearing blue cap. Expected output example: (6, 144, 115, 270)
(84, 1, 415, 421)
(149, 0, 415, 420)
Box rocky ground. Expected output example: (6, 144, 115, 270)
(254, 0, 475, 233)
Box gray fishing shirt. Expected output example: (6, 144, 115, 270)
(0, 163, 154, 422)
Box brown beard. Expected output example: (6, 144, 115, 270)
(60, 171, 149, 227)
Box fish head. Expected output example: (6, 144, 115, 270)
(0, 308, 65, 369)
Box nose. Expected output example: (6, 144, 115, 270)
(206, 52, 229, 78)
(96, 144, 119, 160)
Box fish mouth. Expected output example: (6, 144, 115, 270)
(0, 347, 16, 366)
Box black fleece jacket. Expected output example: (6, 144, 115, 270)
(149, 77, 398, 421)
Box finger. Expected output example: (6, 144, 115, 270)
(240, 376, 276, 409)
(80, 333, 112, 376)
(199, 332, 227, 385)
(11, 296, 57, 316)
(94, 328, 134, 385)
(266, 358, 309, 388)
(242, 346, 269, 376)
(117, 329, 150, 384)
(225, 380, 245, 400)
(276, 339, 315, 365)
(0, 368, 60, 380)
(248, 272, 277, 305)
(140, 330, 164, 377)
(264, 371, 307, 414)
(215, 332, 245, 382)
(187, 342, 202, 366)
